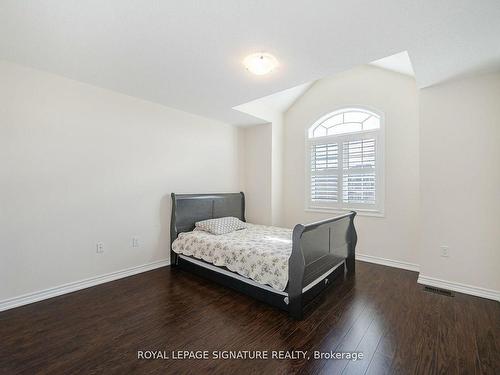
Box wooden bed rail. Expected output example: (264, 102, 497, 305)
(288, 212, 357, 319)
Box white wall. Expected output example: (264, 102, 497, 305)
(419, 72, 500, 292)
(270, 114, 284, 226)
(234, 101, 285, 226)
(0, 61, 240, 301)
(238, 115, 283, 227)
(283, 65, 420, 265)
(239, 123, 273, 225)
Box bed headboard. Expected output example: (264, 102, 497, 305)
(170, 192, 245, 246)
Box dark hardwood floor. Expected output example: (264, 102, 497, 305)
(0, 261, 499, 374)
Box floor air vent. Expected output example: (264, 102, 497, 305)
(424, 286, 454, 297)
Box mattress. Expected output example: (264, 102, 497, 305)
(172, 223, 292, 291)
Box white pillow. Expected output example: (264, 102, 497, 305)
(195, 217, 246, 235)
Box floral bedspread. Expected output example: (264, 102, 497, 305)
(172, 224, 292, 291)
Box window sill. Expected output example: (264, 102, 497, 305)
(305, 207, 385, 218)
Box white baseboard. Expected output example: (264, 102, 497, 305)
(0, 259, 170, 312)
(417, 274, 500, 302)
(356, 253, 420, 272)
(356, 254, 499, 302)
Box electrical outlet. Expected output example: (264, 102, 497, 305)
(440, 245, 449, 257)
(131, 236, 140, 248)
(96, 242, 104, 253)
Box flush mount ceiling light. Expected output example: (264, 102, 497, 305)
(243, 52, 279, 75)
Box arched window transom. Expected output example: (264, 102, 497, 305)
(308, 108, 380, 138)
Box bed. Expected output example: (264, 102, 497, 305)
(170, 192, 357, 320)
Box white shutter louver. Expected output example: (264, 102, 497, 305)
(342, 139, 376, 204)
(310, 143, 338, 202)
(342, 173, 376, 203)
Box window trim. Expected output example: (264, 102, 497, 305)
(304, 106, 385, 217)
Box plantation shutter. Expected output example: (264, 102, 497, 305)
(342, 138, 376, 204)
(310, 143, 339, 202)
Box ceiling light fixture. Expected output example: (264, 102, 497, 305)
(243, 52, 279, 75)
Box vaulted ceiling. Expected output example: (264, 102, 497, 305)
(1, 1, 499, 125)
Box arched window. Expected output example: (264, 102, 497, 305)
(306, 107, 384, 214)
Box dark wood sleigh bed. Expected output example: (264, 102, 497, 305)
(170, 192, 357, 320)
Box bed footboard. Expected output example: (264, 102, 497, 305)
(288, 212, 357, 319)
